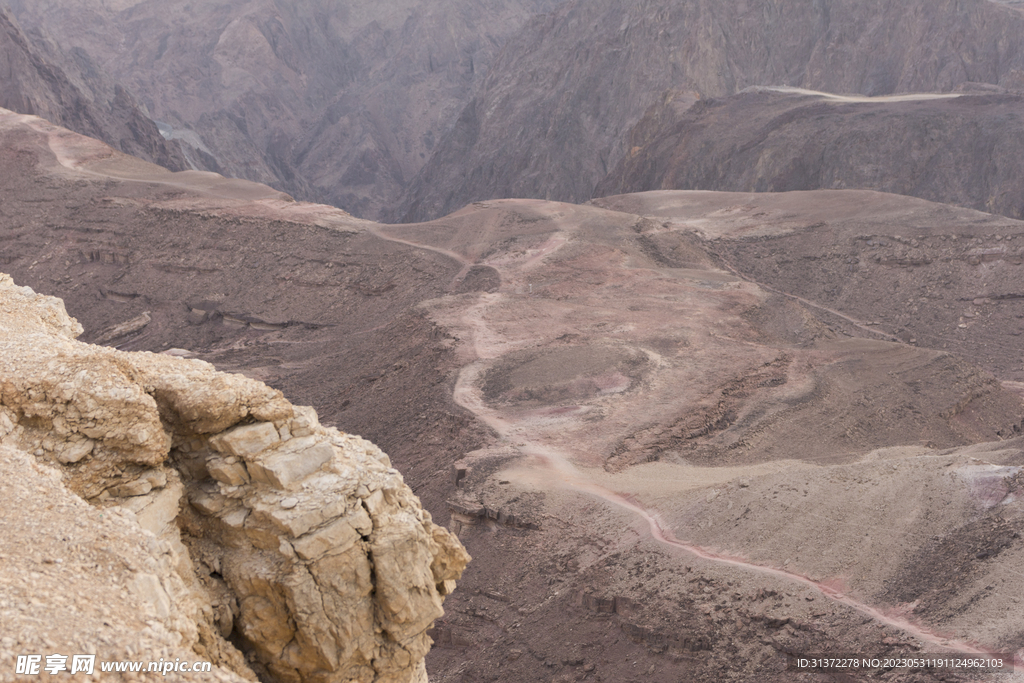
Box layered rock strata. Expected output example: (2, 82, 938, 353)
(0, 272, 469, 683)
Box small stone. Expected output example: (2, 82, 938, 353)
(122, 480, 184, 536)
(142, 469, 167, 489)
(280, 497, 299, 509)
(220, 507, 249, 528)
(292, 517, 360, 560)
(109, 479, 153, 497)
(251, 497, 347, 537)
(131, 573, 170, 620)
(207, 458, 250, 486)
(364, 488, 386, 515)
(247, 441, 334, 489)
(209, 422, 280, 459)
(56, 439, 93, 464)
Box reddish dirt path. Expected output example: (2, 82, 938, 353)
(448, 292, 1014, 667)
(368, 199, 1022, 669)
(461, 373, 1005, 659)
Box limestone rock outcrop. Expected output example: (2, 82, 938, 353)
(0, 272, 469, 683)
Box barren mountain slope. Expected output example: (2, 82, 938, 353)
(2, 112, 1023, 680)
(594, 190, 1024, 385)
(394, 0, 1024, 223)
(0, 107, 490, 523)
(596, 88, 1024, 221)
(8, 0, 564, 219)
(0, 7, 187, 171)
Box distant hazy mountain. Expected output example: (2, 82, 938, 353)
(392, 0, 1024, 222)
(595, 87, 1024, 220)
(8, 0, 564, 219)
(0, 7, 186, 171)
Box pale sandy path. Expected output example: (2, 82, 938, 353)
(749, 86, 965, 103)
(366, 224, 477, 286)
(365, 224, 471, 267)
(712, 250, 902, 343)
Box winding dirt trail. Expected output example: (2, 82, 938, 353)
(454, 354, 1005, 657)
(368, 201, 1019, 666)
(711, 250, 901, 343)
(366, 224, 477, 287)
(454, 267, 1010, 664)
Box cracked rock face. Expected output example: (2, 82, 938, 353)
(0, 272, 469, 683)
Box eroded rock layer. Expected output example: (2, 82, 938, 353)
(0, 272, 469, 683)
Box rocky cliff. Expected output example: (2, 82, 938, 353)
(393, 0, 1024, 222)
(0, 272, 469, 682)
(595, 87, 1024, 220)
(0, 7, 187, 172)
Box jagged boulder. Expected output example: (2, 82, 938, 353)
(0, 272, 470, 682)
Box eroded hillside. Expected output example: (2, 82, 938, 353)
(2, 110, 1023, 681)
(596, 88, 1024, 221)
(0, 7, 187, 171)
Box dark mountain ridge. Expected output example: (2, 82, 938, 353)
(0, 6, 187, 171)
(393, 0, 1024, 222)
(7, 0, 565, 219)
(595, 87, 1024, 220)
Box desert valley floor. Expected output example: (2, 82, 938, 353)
(2, 107, 1023, 682)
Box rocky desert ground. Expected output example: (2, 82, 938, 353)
(1, 107, 1023, 682)
(3, 1, 1024, 682)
